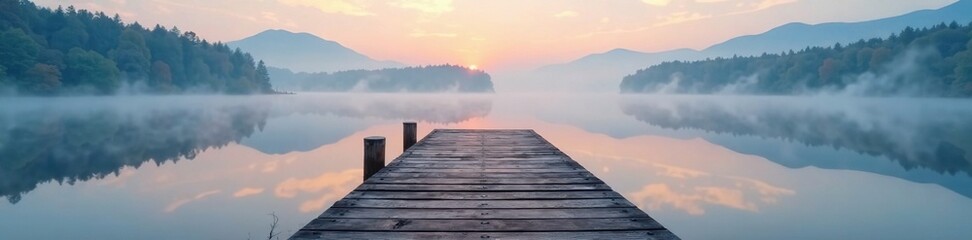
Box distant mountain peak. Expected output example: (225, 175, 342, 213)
(228, 30, 403, 73)
(248, 29, 340, 45)
(605, 48, 639, 54)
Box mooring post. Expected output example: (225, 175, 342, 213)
(403, 122, 417, 151)
(363, 136, 385, 180)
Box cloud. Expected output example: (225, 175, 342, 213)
(261, 11, 279, 22)
(554, 10, 579, 18)
(278, 0, 374, 16)
(164, 190, 221, 212)
(390, 0, 454, 14)
(233, 187, 265, 198)
(728, 0, 797, 15)
(410, 29, 458, 38)
(642, 0, 673, 6)
(654, 11, 713, 26)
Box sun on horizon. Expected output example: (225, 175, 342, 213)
(468, 65, 479, 70)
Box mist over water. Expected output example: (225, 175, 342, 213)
(1, 93, 972, 239)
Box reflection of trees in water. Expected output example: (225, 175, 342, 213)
(620, 98, 972, 177)
(0, 105, 271, 204)
(0, 96, 493, 204)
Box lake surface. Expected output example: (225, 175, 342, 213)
(1, 93, 971, 239)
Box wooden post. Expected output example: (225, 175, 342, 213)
(403, 122, 417, 151)
(363, 136, 385, 180)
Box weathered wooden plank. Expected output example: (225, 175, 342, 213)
(389, 162, 576, 169)
(343, 190, 624, 200)
(401, 157, 567, 161)
(291, 230, 679, 240)
(356, 184, 610, 192)
(405, 153, 564, 157)
(416, 144, 552, 147)
(403, 155, 564, 159)
(331, 198, 636, 209)
(419, 143, 548, 147)
(400, 159, 567, 164)
(381, 168, 588, 173)
(318, 208, 650, 219)
(364, 177, 602, 185)
(374, 172, 596, 179)
(300, 218, 664, 232)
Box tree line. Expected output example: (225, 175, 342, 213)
(270, 64, 494, 93)
(0, 0, 274, 95)
(620, 22, 972, 97)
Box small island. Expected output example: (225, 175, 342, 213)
(270, 65, 495, 93)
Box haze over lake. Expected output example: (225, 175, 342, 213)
(3, 0, 972, 239)
(1, 93, 971, 239)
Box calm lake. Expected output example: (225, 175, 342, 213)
(1, 93, 971, 239)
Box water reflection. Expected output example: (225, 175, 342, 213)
(0, 95, 493, 204)
(619, 96, 972, 197)
(243, 95, 492, 154)
(3, 94, 971, 239)
(0, 100, 270, 204)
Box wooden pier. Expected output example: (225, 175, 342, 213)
(290, 128, 679, 239)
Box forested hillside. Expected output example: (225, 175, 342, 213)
(620, 22, 972, 97)
(271, 65, 494, 93)
(0, 0, 273, 95)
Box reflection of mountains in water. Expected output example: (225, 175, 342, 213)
(0, 95, 493, 204)
(621, 96, 972, 180)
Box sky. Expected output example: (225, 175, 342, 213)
(34, 0, 959, 71)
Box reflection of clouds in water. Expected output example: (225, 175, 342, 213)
(652, 162, 709, 179)
(261, 160, 281, 173)
(728, 176, 796, 204)
(233, 187, 264, 198)
(564, 140, 793, 216)
(628, 175, 795, 215)
(630, 184, 706, 215)
(274, 169, 361, 212)
(630, 184, 761, 215)
(164, 190, 221, 213)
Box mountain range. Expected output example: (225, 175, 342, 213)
(533, 0, 972, 92)
(227, 29, 404, 73)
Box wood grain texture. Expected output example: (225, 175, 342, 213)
(290, 129, 680, 240)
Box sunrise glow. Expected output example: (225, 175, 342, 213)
(30, 0, 955, 72)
